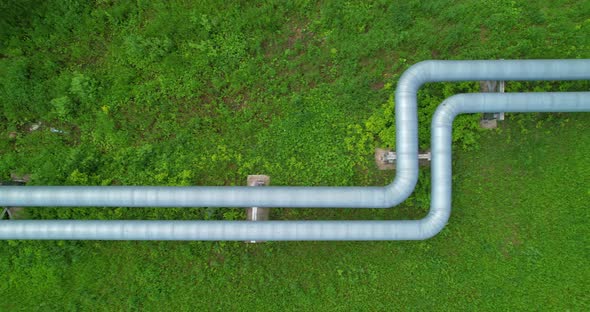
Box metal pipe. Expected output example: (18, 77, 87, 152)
(1, 92, 588, 240)
(1, 59, 588, 209)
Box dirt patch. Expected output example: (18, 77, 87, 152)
(208, 250, 225, 268)
(287, 25, 305, 49)
(500, 224, 523, 258)
(480, 26, 489, 43)
(431, 49, 441, 58)
(371, 81, 385, 90)
(263, 20, 313, 58)
(222, 90, 251, 112)
(375, 148, 395, 170)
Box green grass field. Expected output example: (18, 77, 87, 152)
(1, 1, 589, 310)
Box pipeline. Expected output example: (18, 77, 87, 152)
(1, 60, 588, 209)
(0, 60, 589, 240)
(1, 92, 587, 240)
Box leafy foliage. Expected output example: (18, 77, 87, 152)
(0, 0, 589, 309)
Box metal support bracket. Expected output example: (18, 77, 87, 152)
(480, 80, 505, 128)
(1, 207, 12, 220)
(375, 148, 431, 170)
(246, 175, 270, 243)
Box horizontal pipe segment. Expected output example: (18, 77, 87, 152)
(1, 59, 589, 209)
(1, 91, 588, 240)
(0, 186, 387, 208)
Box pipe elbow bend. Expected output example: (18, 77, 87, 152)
(382, 174, 418, 207)
(417, 208, 451, 240)
(397, 60, 435, 94)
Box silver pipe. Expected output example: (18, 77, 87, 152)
(1, 59, 588, 209)
(1, 92, 588, 240)
(0, 186, 388, 208)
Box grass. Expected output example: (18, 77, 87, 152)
(1, 0, 589, 310)
(1, 114, 588, 311)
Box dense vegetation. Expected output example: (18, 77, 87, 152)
(1, 0, 589, 310)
